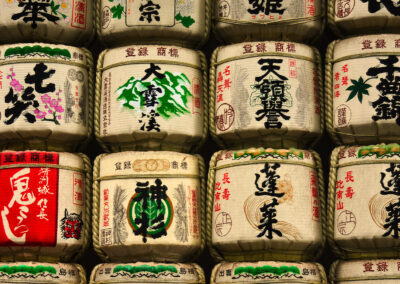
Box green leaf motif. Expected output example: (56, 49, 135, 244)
(175, 13, 195, 28)
(345, 76, 372, 103)
(134, 196, 166, 228)
(111, 4, 124, 19)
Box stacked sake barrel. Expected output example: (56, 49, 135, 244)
(0, 3, 95, 283)
(327, 3, 400, 281)
(207, 1, 328, 283)
(90, 1, 210, 283)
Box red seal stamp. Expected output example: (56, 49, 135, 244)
(335, 0, 355, 18)
(216, 103, 235, 132)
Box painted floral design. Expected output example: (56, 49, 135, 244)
(35, 92, 64, 125)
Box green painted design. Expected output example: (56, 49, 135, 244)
(358, 144, 400, 158)
(345, 76, 374, 103)
(4, 45, 71, 59)
(175, 13, 195, 28)
(116, 71, 192, 119)
(0, 265, 57, 275)
(50, 0, 68, 19)
(234, 265, 300, 276)
(113, 264, 178, 275)
(234, 148, 304, 160)
(111, 4, 124, 19)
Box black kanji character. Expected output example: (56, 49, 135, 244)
(4, 87, 39, 124)
(254, 162, 283, 197)
(383, 198, 400, 239)
(25, 62, 56, 94)
(248, 0, 286, 15)
(139, 0, 161, 23)
(11, 0, 60, 29)
(257, 198, 283, 239)
(380, 163, 400, 196)
(141, 63, 166, 81)
(361, 0, 400, 16)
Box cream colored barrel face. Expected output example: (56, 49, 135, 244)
(0, 262, 85, 283)
(214, 0, 322, 43)
(330, 34, 400, 144)
(99, 0, 207, 47)
(0, 1, 94, 45)
(210, 148, 323, 260)
(90, 262, 205, 284)
(332, 145, 400, 254)
(96, 152, 202, 262)
(98, 45, 204, 152)
(212, 261, 326, 283)
(213, 42, 321, 149)
(334, 259, 400, 283)
(0, 151, 88, 261)
(0, 44, 90, 150)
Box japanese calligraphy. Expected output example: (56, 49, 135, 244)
(12, 0, 60, 29)
(139, 0, 161, 23)
(248, 0, 286, 15)
(361, 0, 400, 16)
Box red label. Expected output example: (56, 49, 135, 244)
(0, 152, 59, 246)
(71, 0, 87, 30)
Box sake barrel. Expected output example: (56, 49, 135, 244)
(0, 262, 86, 283)
(327, 144, 400, 259)
(0, 150, 91, 262)
(93, 151, 205, 262)
(97, 0, 211, 48)
(0, 43, 93, 152)
(326, 34, 400, 145)
(207, 148, 325, 261)
(211, 261, 327, 284)
(213, 0, 323, 44)
(330, 259, 400, 283)
(96, 44, 206, 153)
(210, 41, 323, 150)
(90, 262, 205, 284)
(0, 1, 94, 46)
(328, 0, 400, 37)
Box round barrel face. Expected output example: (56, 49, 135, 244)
(209, 148, 324, 261)
(212, 261, 326, 284)
(211, 42, 322, 149)
(328, 34, 400, 145)
(213, 0, 322, 43)
(90, 262, 205, 284)
(0, 43, 91, 151)
(0, 262, 85, 283)
(0, 151, 88, 261)
(334, 259, 400, 283)
(99, 0, 208, 47)
(97, 45, 205, 152)
(0, 1, 94, 45)
(94, 151, 203, 262)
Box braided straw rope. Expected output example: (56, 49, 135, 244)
(327, 0, 344, 37)
(312, 47, 325, 147)
(325, 40, 342, 145)
(197, 0, 212, 48)
(329, 260, 340, 284)
(94, 49, 110, 153)
(209, 262, 221, 284)
(76, 263, 87, 284)
(316, 262, 328, 284)
(194, 155, 207, 261)
(80, 48, 94, 151)
(95, 0, 103, 43)
(92, 153, 110, 261)
(193, 262, 206, 284)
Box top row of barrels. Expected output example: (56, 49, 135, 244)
(0, 0, 398, 47)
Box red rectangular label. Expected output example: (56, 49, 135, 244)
(0, 152, 59, 246)
(71, 0, 87, 30)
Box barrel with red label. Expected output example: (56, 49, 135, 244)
(90, 262, 205, 284)
(0, 150, 91, 261)
(0, 262, 86, 283)
(0, 1, 94, 46)
(207, 147, 325, 261)
(210, 41, 323, 149)
(328, 144, 400, 259)
(0, 43, 93, 152)
(93, 151, 205, 262)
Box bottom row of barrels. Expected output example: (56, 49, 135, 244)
(0, 260, 399, 283)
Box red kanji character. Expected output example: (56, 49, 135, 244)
(345, 187, 355, 199)
(222, 188, 230, 200)
(224, 78, 232, 89)
(362, 40, 373, 50)
(256, 42, 266, 52)
(376, 39, 386, 48)
(335, 72, 340, 81)
(225, 152, 232, 159)
(215, 182, 221, 191)
(396, 39, 400, 48)
(347, 147, 356, 157)
(345, 171, 354, 182)
(215, 192, 221, 200)
(138, 47, 148, 56)
(217, 72, 223, 82)
(275, 42, 284, 52)
(337, 201, 344, 210)
(336, 180, 344, 189)
(287, 43, 296, 52)
(397, 262, 400, 271)
(363, 262, 374, 272)
(342, 64, 348, 73)
(214, 202, 221, 212)
(224, 66, 231, 76)
(125, 47, 135, 57)
(377, 262, 388, 272)
(334, 84, 340, 89)
(312, 187, 318, 198)
(222, 173, 230, 184)
(342, 76, 348, 86)
(337, 190, 344, 199)
(217, 93, 223, 103)
(312, 206, 319, 218)
(243, 44, 253, 54)
(157, 47, 166, 56)
(335, 91, 341, 98)
(217, 84, 223, 94)
(169, 48, 179, 57)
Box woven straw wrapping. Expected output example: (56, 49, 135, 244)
(207, 148, 325, 262)
(96, 0, 211, 48)
(89, 262, 205, 284)
(327, 0, 400, 37)
(0, 150, 91, 262)
(0, 1, 95, 46)
(209, 41, 323, 150)
(0, 43, 94, 152)
(92, 151, 206, 262)
(95, 45, 208, 153)
(325, 34, 400, 145)
(210, 261, 327, 284)
(330, 259, 400, 283)
(213, 0, 324, 43)
(327, 144, 400, 259)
